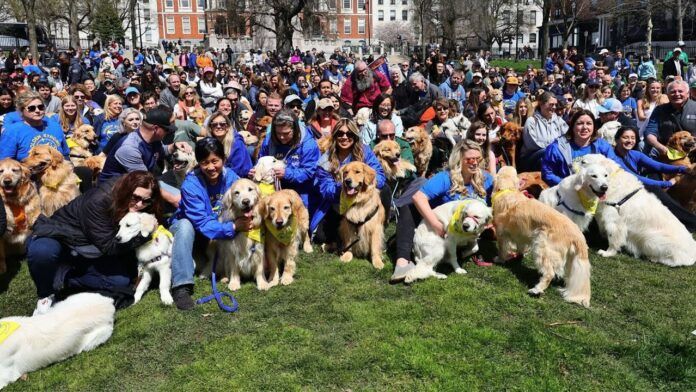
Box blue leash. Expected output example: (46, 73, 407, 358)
(196, 251, 239, 313)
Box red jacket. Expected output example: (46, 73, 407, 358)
(340, 71, 391, 112)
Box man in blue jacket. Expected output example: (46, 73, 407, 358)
(439, 69, 466, 111)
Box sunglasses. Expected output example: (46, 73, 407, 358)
(299, 85, 308, 88)
(379, 133, 396, 140)
(73, 95, 86, 100)
(210, 121, 227, 128)
(334, 130, 354, 138)
(463, 157, 482, 164)
(185, 91, 195, 95)
(320, 107, 334, 112)
(25, 104, 45, 112)
(130, 194, 153, 206)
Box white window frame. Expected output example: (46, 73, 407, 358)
(389, 9, 395, 21)
(529, 33, 537, 44)
(402, 10, 407, 21)
(198, 16, 206, 33)
(357, 0, 365, 11)
(182, 16, 191, 34)
(330, 19, 337, 33)
(344, 19, 351, 34)
(343, 0, 351, 11)
(165, 0, 174, 9)
(358, 18, 365, 34)
(180, 0, 191, 10)
(198, 0, 206, 10)
(378, 10, 384, 21)
(166, 16, 175, 34)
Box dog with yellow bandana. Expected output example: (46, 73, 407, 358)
(22, 145, 80, 217)
(252, 156, 285, 197)
(259, 189, 312, 287)
(406, 199, 492, 283)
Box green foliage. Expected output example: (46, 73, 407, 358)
(1, 240, 695, 390)
(91, 0, 124, 44)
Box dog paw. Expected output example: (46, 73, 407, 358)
(339, 251, 353, 263)
(220, 277, 229, 284)
(434, 273, 447, 279)
(228, 281, 241, 291)
(454, 268, 467, 275)
(598, 249, 617, 258)
(303, 242, 314, 253)
(280, 275, 294, 286)
(528, 288, 544, 297)
(161, 293, 174, 306)
(257, 281, 271, 291)
(372, 259, 384, 270)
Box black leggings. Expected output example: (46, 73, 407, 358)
(645, 185, 696, 232)
(395, 203, 422, 261)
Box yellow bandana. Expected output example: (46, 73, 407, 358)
(152, 225, 173, 240)
(246, 227, 263, 243)
(666, 147, 687, 161)
(577, 191, 598, 215)
(339, 193, 356, 215)
(258, 182, 276, 197)
(491, 189, 515, 209)
(448, 200, 476, 237)
(264, 217, 296, 246)
(66, 138, 79, 149)
(0, 320, 20, 344)
(43, 174, 82, 190)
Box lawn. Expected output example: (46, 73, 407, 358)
(1, 235, 695, 391)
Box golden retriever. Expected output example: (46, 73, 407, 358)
(518, 171, 549, 199)
(67, 124, 98, 167)
(496, 122, 523, 167)
(337, 162, 386, 269)
(493, 166, 591, 307)
(402, 126, 432, 177)
(373, 140, 416, 181)
(253, 115, 273, 160)
(83, 155, 106, 184)
(668, 163, 696, 213)
(0, 159, 41, 273)
(259, 189, 313, 287)
(23, 145, 80, 217)
(658, 131, 695, 179)
(489, 88, 505, 118)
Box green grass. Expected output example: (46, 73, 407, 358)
(490, 59, 542, 73)
(1, 234, 695, 391)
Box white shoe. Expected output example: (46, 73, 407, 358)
(33, 295, 55, 316)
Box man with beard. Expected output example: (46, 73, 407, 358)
(159, 73, 182, 110)
(340, 60, 392, 116)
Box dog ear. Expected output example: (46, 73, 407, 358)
(49, 147, 64, 166)
(257, 196, 267, 218)
(364, 164, 376, 188)
(573, 170, 586, 192)
(252, 165, 264, 182)
(19, 163, 31, 180)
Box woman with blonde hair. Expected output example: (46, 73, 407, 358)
(637, 79, 668, 139)
(94, 95, 124, 151)
(572, 78, 602, 117)
(100, 108, 143, 155)
(174, 85, 203, 120)
(511, 97, 532, 126)
(206, 110, 252, 177)
(312, 118, 386, 244)
(391, 139, 495, 282)
(56, 95, 88, 138)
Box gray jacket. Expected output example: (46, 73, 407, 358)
(159, 87, 180, 110)
(521, 111, 568, 157)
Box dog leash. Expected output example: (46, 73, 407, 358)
(196, 250, 239, 313)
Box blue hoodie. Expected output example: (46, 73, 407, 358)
(439, 77, 466, 110)
(0, 118, 69, 161)
(618, 149, 686, 188)
(171, 167, 240, 240)
(225, 132, 253, 178)
(258, 126, 320, 207)
(310, 144, 386, 231)
(541, 137, 626, 186)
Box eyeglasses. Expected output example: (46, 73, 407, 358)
(334, 130, 354, 138)
(130, 194, 153, 206)
(288, 103, 302, 109)
(299, 85, 308, 88)
(185, 91, 195, 96)
(436, 107, 449, 112)
(463, 157, 482, 164)
(379, 133, 396, 140)
(73, 95, 86, 100)
(25, 104, 45, 112)
(320, 107, 334, 112)
(210, 121, 227, 128)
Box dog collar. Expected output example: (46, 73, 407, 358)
(258, 182, 276, 197)
(555, 190, 589, 216)
(0, 320, 20, 344)
(491, 188, 515, 209)
(142, 252, 171, 266)
(66, 138, 79, 149)
(577, 190, 598, 215)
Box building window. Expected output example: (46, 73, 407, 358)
(358, 18, 365, 34)
(165, 0, 174, 8)
(343, 0, 350, 10)
(330, 19, 337, 33)
(378, 0, 383, 4)
(529, 10, 537, 25)
(529, 33, 537, 44)
(143, 8, 151, 21)
(401, 0, 406, 4)
(390, 0, 395, 4)
(358, 0, 365, 10)
(344, 19, 351, 34)
(517, 34, 523, 43)
(166, 16, 175, 34)
(402, 10, 407, 20)
(390, 9, 395, 20)
(182, 16, 191, 34)
(198, 0, 206, 10)
(180, 0, 190, 9)
(378, 10, 384, 21)
(198, 16, 206, 33)
(145, 31, 152, 42)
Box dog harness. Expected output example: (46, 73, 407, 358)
(140, 225, 174, 265)
(9, 204, 27, 233)
(340, 203, 381, 254)
(604, 188, 642, 211)
(264, 217, 296, 246)
(0, 320, 20, 344)
(555, 190, 588, 216)
(447, 200, 477, 238)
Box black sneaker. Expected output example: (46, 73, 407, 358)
(172, 285, 195, 311)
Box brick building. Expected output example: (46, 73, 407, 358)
(336, 0, 372, 46)
(156, 0, 208, 46)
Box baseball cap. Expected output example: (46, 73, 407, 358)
(473, 72, 482, 78)
(224, 80, 243, 93)
(284, 94, 303, 105)
(628, 73, 638, 79)
(586, 78, 601, 87)
(678, 40, 686, 46)
(597, 98, 622, 114)
(674, 47, 682, 53)
(125, 87, 140, 96)
(599, 49, 609, 55)
(505, 76, 519, 85)
(317, 98, 333, 109)
(203, 66, 214, 74)
(144, 107, 176, 133)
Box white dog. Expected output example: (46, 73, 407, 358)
(116, 212, 174, 305)
(214, 179, 268, 291)
(441, 114, 471, 146)
(597, 121, 622, 146)
(253, 156, 286, 196)
(406, 199, 492, 283)
(170, 147, 197, 187)
(0, 293, 115, 389)
(578, 154, 696, 266)
(539, 163, 609, 231)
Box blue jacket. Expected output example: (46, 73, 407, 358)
(541, 137, 625, 186)
(439, 78, 466, 110)
(617, 149, 687, 188)
(258, 126, 320, 207)
(225, 133, 253, 178)
(172, 167, 240, 240)
(310, 144, 386, 231)
(3, 111, 22, 127)
(93, 113, 121, 152)
(0, 118, 70, 161)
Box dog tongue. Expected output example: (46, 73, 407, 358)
(244, 210, 253, 218)
(346, 188, 358, 196)
(599, 193, 607, 201)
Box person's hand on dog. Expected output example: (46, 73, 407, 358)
(273, 167, 285, 179)
(247, 168, 256, 179)
(233, 216, 254, 232)
(433, 221, 446, 238)
(169, 141, 192, 154)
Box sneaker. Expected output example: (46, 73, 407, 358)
(172, 285, 195, 311)
(390, 261, 416, 284)
(33, 295, 55, 316)
(472, 255, 493, 267)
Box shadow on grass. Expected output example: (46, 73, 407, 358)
(0, 255, 23, 295)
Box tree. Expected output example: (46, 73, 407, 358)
(465, 0, 515, 52)
(550, 0, 592, 49)
(92, 0, 125, 45)
(46, 0, 94, 49)
(539, 0, 551, 68)
(412, 0, 437, 60)
(20, 0, 38, 60)
(374, 21, 414, 47)
(606, 0, 671, 56)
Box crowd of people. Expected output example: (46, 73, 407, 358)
(2, 40, 695, 313)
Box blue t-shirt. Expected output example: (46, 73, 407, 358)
(570, 142, 593, 162)
(502, 90, 526, 115)
(0, 118, 70, 161)
(620, 97, 637, 118)
(420, 170, 495, 208)
(98, 118, 121, 151)
(207, 180, 225, 218)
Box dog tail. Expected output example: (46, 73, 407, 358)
(560, 242, 591, 308)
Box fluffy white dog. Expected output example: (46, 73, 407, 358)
(578, 154, 696, 266)
(253, 156, 286, 196)
(597, 121, 622, 146)
(0, 293, 115, 389)
(440, 114, 471, 146)
(539, 163, 609, 231)
(116, 212, 174, 305)
(406, 199, 492, 283)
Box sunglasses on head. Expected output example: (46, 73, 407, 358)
(130, 194, 153, 206)
(26, 104, 45, 112)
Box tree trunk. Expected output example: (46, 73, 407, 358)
(129, 0, 137, 49)
(275, 15, 294, 55)
(23, 0, 39, 61)
(69, 3, 80, 50)
(540, 0, 551, 68)
(646, 10, 653, 57)
(676, 0, 683, 42)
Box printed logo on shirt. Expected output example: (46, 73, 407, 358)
(29, 134, 61, 150)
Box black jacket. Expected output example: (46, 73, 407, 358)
(31, 178, 146, 258)
(662, 58, 686, 79)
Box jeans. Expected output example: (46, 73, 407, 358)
(170, 218, 196, 288)
(27, 236, 135, 299)
(159, 180, 181, 197)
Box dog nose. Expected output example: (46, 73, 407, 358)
(242, 198, 250, 206)
(115, 235, 121, 242)
(600, 184, 608, 191)
(275, 219, 284, 227)
(462, 222, 470, 231)
(395, 153, 400, 158)
(2, 179, 10, 185)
